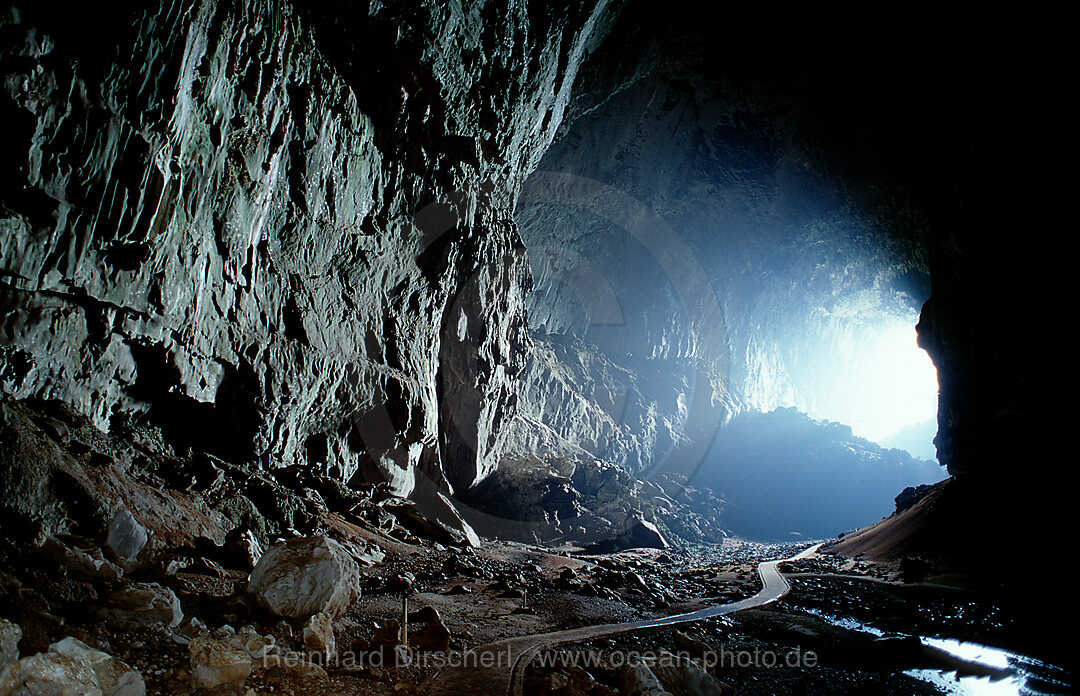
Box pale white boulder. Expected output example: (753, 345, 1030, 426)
(246, 536, 360, 618)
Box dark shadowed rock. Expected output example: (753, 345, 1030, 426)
(623, 518, 668, 550)
(412, 609, 451, 653)
(386, 491, 480, 548)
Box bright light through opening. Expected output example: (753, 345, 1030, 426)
(803, 320, 939, 448)
(851, 323, 938, 442)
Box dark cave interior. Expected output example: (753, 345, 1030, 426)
(0, 2, 1066, 695)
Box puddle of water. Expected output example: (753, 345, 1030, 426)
(800, 607, 885, 636)
(922, 638, 1012, 669)
(905, 667, 1020, 695)
(906, 637, 1071, 696)
(802, 611, 1070, 694)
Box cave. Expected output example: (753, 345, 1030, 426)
(0, 2, 1067, 695)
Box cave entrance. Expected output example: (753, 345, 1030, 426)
(743, 309, 940, 462)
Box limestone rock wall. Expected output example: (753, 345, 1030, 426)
(503, 333, 690, 473)
(0, 0, 617, 494)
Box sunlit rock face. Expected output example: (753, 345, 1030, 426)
(0, 0, 616, 494)
(503, 333, 692, 474)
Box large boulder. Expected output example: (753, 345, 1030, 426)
(586, 516, 668, 553)
(386, 486, 481, 548)
(621, 517, 668, 550)
(0, 637, 144, 696)
(247, 536, 360, 618)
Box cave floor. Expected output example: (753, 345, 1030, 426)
(4, 524, 1068, 696)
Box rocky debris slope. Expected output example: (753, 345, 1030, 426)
(459, 455, 726, 549)
(0, 0, 618, 498)
(0, 395, 751, 694)
(0, 395, 464, 692)
(2, 398, 1009, 696)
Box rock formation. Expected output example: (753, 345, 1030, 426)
(0, 4, 1067, 694)
(0, 0, 618, 499)
(0, 0, 1065, 660)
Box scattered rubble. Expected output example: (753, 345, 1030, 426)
(0, 636, 145, 696)
(0, 399, 1057, 695)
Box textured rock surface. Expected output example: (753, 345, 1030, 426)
(188, 634, 252, 690)
(385, 485, 481, 548)
(247, 535, 360, 618)
(0, 397, 231, 546)
(0, 637, 144, 696)
(302, 612, 335, 660)
(0, 0, 1061, 586)
(503, 333, 689, 473)
(0, 0, 618, 496)
(44, 638, 144, 696)
(0, 651, 104, 696)
(0, 620, 19, 673)
(97, 583, 183, 629)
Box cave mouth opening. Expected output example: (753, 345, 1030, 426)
(754, 311, 941, 461)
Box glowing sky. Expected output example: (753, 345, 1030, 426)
(743, 315, 940, 451)
(810, 321, 939, 444)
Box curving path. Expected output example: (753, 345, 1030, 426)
(420, 543, 822, 696)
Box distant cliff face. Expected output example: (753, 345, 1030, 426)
(0, 0, 616, 494)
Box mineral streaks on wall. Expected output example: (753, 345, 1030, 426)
(0, 0, 617, 494)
